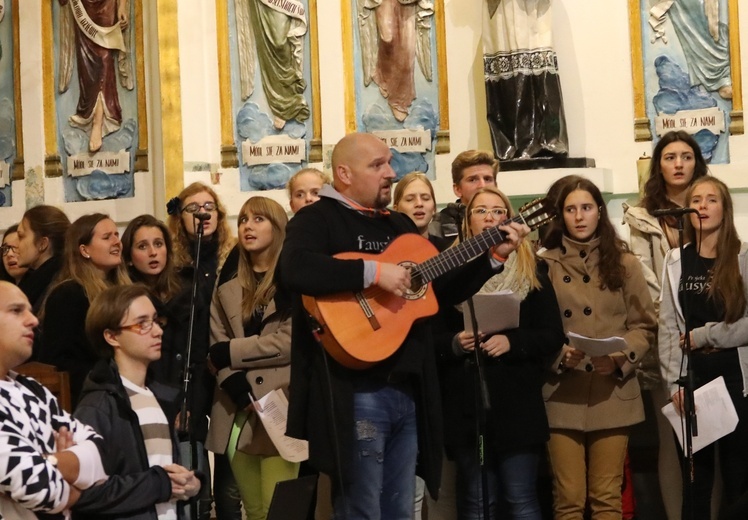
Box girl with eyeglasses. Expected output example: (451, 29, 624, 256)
(205, 197, 295, 520)
(1, 224, 28, 284)
(73, 284, 202, 519)
(435, 186, 564, 519)
(539, 177, 656, 519)
(39, 213, 132, 406)
(167, 182, 235, 273)
(166, 182, 240, 519)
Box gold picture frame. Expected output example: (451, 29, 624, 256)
(216, 0, 322, 169)
(11, 1, 24, 180)
(42, 0, 149, 178)
(342, 0, 450, 154)
(628, 0, 743, 142)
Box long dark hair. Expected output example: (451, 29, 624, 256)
(640, 130, 708, 214)
(545, 177, 629, 290)
(684, 177, 745, 323)
(122, 215, 183, 302)
(538, 175, 586, 246)
(21, 205, 71, 258)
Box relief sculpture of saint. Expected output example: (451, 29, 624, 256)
(57, 0, 133, 153)
(358, 0, 434, 122)
(234, 0, 310, 130)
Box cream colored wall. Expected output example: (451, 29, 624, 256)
(7, 1, 748, 234)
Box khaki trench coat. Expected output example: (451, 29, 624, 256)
(205, 276, 292, 456)
(540, 236, 657, 431)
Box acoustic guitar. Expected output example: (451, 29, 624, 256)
(302, 198, 556, 369)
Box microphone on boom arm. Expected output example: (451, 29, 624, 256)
(651, 207, 698, 218)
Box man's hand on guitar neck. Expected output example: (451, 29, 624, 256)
(491, 221, 530, 260)
(376, 262, 411, 298)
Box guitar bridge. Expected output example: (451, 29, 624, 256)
(355, 292, 381, 331)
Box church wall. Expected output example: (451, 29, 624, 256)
(6, 1, 748, 235)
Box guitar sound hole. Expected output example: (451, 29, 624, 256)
(399, 261, 427, 300)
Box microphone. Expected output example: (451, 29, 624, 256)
(446, 202, 465, 213)
(651, 207, 699, 217)
(194, 212, 212, 221)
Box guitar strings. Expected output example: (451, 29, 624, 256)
(416, 201, 552, 283)
(346, 200, 550, 299)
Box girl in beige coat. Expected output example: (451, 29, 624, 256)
(205, 197, 296, 520)
(540, 177, 656, 520)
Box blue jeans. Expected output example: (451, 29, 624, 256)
(333, 382, 418, 520)
(454, 444, 543, 520)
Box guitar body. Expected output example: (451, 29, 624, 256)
(302, 233, 440, 369)
(301, 197, 556, 370)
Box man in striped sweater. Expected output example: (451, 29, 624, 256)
(73, 284, 201, 520)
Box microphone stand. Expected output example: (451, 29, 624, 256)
(672, 214, 697, 520)
(455, 208, 492, 520)
(178, 215, 205, 520)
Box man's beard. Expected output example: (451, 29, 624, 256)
(375, 183, 392, 209)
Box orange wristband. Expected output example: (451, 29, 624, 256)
(374, 262, 382, 285)
(492, 251, 508, 263)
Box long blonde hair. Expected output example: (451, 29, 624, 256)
(167, 182, 235, 270)
(237, 197, 288, 318)
(464, 187, 541, 291)
(55, 214, 131, 303)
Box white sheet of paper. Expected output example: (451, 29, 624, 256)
(567, 332, 627, 357)
(255, 389, 309, 463)
(661, 376, 739, 453)
(463, 290, 520, 335)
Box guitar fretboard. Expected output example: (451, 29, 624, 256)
(413, 214, 525, 285)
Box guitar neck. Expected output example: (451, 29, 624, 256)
(415, 214, 523, 284)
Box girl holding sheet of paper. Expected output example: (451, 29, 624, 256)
(622, 130, 709, 520)
(436, 186, 564, 519)
(205, 196, 297, 520)
(539, 177, 656, 519)
(658, 176, 748, 519)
